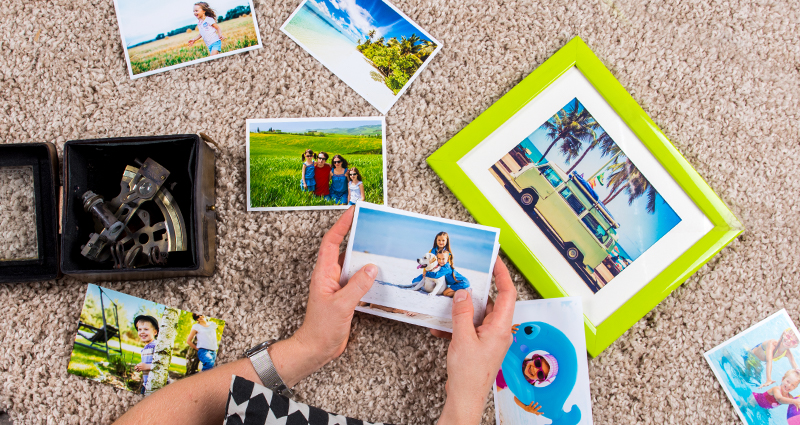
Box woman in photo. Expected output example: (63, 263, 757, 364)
(347, 167, 364, 205)
(186, 314, 219, 371)
(300, 149, 316, 192)
(187, 2, 225, 56)
(329, 155, 349, 205)
(314, 152, 331, 199)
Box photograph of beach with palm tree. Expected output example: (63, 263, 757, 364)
(67, 285, 225, 395)
(247, 117, 386, 210)
(281, 0, 440, 113)
(489, 98, 682, 293)
(114, 0, 262, 78)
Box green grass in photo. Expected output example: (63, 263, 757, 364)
(249, 132, 384, 208)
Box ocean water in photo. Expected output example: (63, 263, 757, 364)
(284, 4, 395, 111)
(707, 314, 799, 425)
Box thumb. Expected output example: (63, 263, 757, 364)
(336, 264, 378, 309)
(451, 290, 477, 341)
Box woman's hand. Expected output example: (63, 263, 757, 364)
(436, 258, 517, 425)
(269, 207, 377, 386)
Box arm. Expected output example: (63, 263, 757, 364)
(301, 164, 307, 188)
(187, 34, 203, 45)
(771, 386, 800, 408)
(761, 340, 778, 388)
(134, 363, 153, 372)
(435, 258, 517, 425)
(359, 183, 364, 200)
(114, 207, 377, 425)
(186, 329, 198, 350)
(212, 23, 224, 40)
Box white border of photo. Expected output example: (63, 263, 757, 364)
(246, 117, 388, 212)
(457, 68, 714, 326)
(112, 0, 264, 80)
(280, 0, 442, 114)
(341, 201, 501, 333)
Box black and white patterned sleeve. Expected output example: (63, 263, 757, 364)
(224, 375, 394, 425)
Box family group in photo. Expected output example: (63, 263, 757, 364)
(301, 149, 364, 205)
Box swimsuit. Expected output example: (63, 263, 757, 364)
(301, 162, 316, 191)
(788, 400, 800, 425)
(329, 168, 347, 204)
(753, 391, 780, 409)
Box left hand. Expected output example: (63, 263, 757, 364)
(290, 207, 377, 368)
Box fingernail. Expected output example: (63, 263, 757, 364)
(454, 290, 468, 302)
(365, 264, 378, 279)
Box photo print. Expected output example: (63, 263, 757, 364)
(246, 117, 387, 211)
(67, 285, 225, 395)
(341, 202, 500, 332)
(493, 298, 593, 425)
(489, 98, 681, 294)
(705, 310, 800, 425)
(281, 0, 441, 114)
(112, 0, 262, 78)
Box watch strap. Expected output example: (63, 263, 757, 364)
(247, 341, 293, 398)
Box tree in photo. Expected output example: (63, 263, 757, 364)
(357, 32, 437, 94)
(537, 98, 599, 165)
(145, 306, 179, 395)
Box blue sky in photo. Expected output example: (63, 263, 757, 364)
(518, 98, 681, 260)
(248, 119, 381, 134)
(351, 207, 497, 273)
(117, 0, 250, 46)
(304, 0, 434, 45)
(85, 284, 165, 327)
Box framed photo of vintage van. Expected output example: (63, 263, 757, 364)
(427, 37, 743, 357)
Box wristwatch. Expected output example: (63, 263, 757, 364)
(245, 340, 294, 398)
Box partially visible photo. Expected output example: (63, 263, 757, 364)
(67, 284, 225, 395)
(341, 202, 500, 332)
(113, 0, 262, 78)
(493, 298, 593, 425)
(490, 97, 681, 293)
(705, 310, 800, 425)
(281, 0, 441, 113)
(246, 117, 386, 211)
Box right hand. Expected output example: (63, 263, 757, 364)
(187, 39, 195, 46)
(436, 258, 517, 424)
(758, 380, 776, 389)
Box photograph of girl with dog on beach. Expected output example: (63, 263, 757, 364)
(247, 117, 386, 211)
(341, 202, 500, 332)
(705, 310, 800, 425)
(281, 0, 441, 113)
(67, 285, 225, 395)
(490, 97, 682, 294)
(113, 0, 262, 78)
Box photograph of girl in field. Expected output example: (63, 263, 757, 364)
(246, 117, 386, 211)
(342, 203, 500, 332)
(67, 285, 225, 395)
(281, 0, 441, 113)
(113, 0, 262, 78)
(489, 97, 681, 293)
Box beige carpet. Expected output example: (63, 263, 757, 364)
(0, 0, 795, 423)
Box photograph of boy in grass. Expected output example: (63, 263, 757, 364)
(114, 0, 262, 77)
(67, 285, 225, 395)
(247, 118, 385, 210)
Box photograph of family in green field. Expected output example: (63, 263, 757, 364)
(114, 0, 262, 78)
(247, 117, 386, 210)
(281, 0, 440, 113)
(67, 285, 225, 395)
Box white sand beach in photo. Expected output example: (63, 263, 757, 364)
(283, 4, 396, 112)
(346, 251, 490, 331)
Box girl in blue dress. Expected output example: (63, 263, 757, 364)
(329, 155, 349, 204)
(300, 149, 316, 192)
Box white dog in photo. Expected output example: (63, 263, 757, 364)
(411, 252, 447, 297)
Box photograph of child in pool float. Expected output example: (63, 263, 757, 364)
(493, 298, 592, 425)
(67, 285, 225, 396)
(341, 202, 500, 332)
(247, 118, 386, 211)
(705, 310, 800, 424)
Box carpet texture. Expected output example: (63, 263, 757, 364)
(0, 0, 796, 423)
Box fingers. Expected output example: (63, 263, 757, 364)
(491, 258, 517, 328)
(430, 329, 452, 340)
(451, 290, 477, 342)
(318, 207, 355, 265)
(334, 263, 377, 310)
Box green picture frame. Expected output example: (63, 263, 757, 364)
(427, 37, 743, 357)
